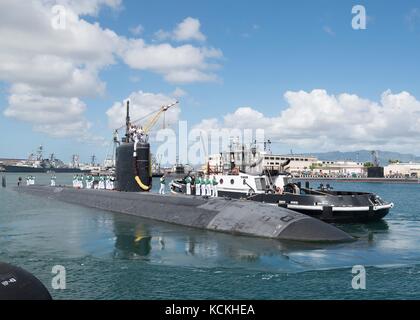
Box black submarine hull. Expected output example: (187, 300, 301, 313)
(0, 262, 52, 300)
(15, 185, 353, 243)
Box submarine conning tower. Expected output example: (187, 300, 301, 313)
(115, 142, 151, 192)
(115, 100, 152, 192)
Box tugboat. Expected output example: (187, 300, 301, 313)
(170, 171, 393, 223)
(170, 141, 393, 223)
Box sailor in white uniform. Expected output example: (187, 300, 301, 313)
(50, 175, 56, 187)
(212, 176, 218, 197)
(159, 174, 166, 195)
(185, 175, 192, 195)
(195, 176, 201, 196)
(201, 177, 206, 196)
(133, 126, 146, 157)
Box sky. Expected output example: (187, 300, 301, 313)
(1, 0, 420, 164)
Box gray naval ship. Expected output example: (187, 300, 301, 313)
(14, 101, 353, 243)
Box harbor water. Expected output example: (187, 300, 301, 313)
(1, 173, 420, 299)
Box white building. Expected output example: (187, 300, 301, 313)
(263, 155, 318, 174)
(311, 161, 366, 177)
(205, 150, 319, 175)
(384, 162, 420, 178)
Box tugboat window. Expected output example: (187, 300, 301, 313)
(255, 178, 267, 191)
(219, 179, 223, 184)
(230, 179, 235, 185)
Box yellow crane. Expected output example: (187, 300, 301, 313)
(127, 101, 179, 134)
(115, 100, 179, 139)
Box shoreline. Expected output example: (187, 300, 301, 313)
(294, 177, 420, 184)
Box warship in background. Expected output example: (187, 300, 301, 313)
(0, 146, 90, 173)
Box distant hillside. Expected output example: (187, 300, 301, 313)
(302, 150, 420, 165)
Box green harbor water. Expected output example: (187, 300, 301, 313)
(1, 173, 420, 299)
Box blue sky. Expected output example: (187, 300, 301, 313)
(1, 0, 420, 163)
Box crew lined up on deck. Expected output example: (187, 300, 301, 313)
(26, 175, 35, 186)
(40, 171, 219, 197)
(71, 174, 115, 190)
(128, 123, 148, 157)
(182, 174, 218, 197)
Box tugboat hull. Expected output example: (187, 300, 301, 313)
(170, 181, 393, 223)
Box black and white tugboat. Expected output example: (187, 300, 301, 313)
(170, 172, 393, 223)
(170, 141, 393, 223)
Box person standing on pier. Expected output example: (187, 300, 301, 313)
(159, 174, 166, 195)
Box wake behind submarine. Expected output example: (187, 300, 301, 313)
(15, 101, 353, 243)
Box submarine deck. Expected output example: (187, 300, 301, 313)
(14, 185, 353, 243)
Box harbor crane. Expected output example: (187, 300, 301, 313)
(115, 100, 179, 140)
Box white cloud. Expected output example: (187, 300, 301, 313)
(0, 0, 122, 139)
(406, 8, 420, 31)
(154, 17, 206, 42)
(172, 87, 187, 98)
(106, 91, 180, 130)
(120, 40, 222, 84)
(323, 26, 335, 36)
(153, 29, 171, 41)
(0, 1, 222, 140)
(173, 17, 206, 42)
(3, 91, 98, 141)
(129, 24, 144, 36)
(45, 0, 122, 16)
(195, 89, 420, 153)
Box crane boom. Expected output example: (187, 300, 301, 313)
(142, 101, 178, 133)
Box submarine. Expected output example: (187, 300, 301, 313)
(0, 262, 52, 300)
(15, 101, 353, 243)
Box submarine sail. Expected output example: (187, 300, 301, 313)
(115, 141, 151, 192)
(115, 100, 177, 192)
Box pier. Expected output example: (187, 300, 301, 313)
(294, 176, 420, 184)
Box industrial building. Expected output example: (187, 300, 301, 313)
(384, 162, 420, 178)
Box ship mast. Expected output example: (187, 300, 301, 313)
(125, 100, 130, 143)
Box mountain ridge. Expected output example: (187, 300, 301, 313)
(299, 150, 420, 165)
